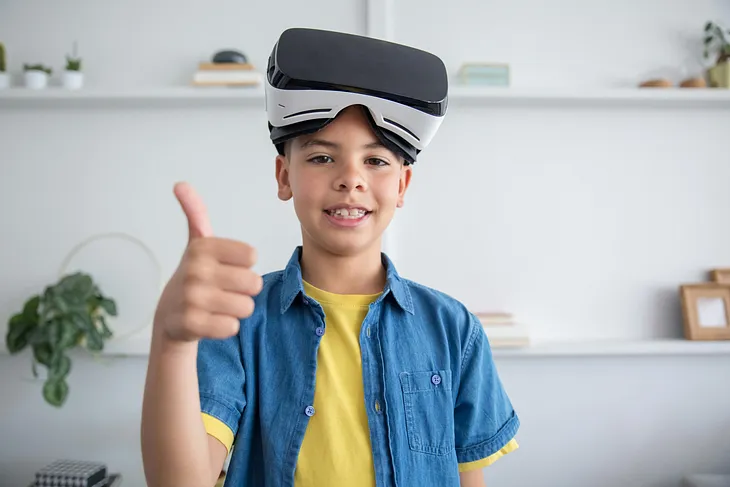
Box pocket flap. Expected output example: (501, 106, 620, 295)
(399, 369, 452, 393)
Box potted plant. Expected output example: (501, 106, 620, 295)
(23, 63, 52, 89)
(703, 21, 730, 88)
(5, 272, 117, 407)
(0, 42, 9, 89)
(62, 41, 83, 90)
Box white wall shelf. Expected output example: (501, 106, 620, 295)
(2, 86, 730, 109)
(448, 86, 730, 107)
(492, 339, 730, 358)
(0, 86, 267, 108)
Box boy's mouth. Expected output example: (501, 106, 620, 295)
(323, 207, 372, 220)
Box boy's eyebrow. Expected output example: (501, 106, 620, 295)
(299, 138, 387, 150)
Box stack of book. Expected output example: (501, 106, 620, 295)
(192, 62, 262, 87)
(474, 311, 530, 348)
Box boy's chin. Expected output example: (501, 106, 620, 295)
(314, 234, 382, 257)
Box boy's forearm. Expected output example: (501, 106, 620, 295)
(460, 470, 487, 487)
(141, 329, 215, 487)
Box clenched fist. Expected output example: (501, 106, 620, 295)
(153, 182, 263, 342)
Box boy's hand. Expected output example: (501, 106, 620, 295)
(153, 182, 263, 342)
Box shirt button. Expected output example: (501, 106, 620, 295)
(305, 405, 315, 417)
(374, 400, 382, 414)
(315, 327, 325, 337)
(431, 374, 442, 386)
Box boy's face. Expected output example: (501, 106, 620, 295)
(275, 106, 412, 257)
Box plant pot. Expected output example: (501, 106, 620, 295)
(24, 70, 49, 89)
(0, 72, 9, 89)
(62, 70, 83, 90)
(708, 62, 730, 88)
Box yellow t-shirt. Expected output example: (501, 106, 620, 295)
(202, 280, 518, 482)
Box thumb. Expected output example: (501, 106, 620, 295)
(174, 182, 213, 241)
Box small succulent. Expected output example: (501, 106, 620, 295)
(65, 41, 82, 71)
(24, 63, 52, 76)
(0, 42, 6, 72)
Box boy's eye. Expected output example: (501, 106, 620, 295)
(308, 155, 333, 164)
(367, 158, 389, 167)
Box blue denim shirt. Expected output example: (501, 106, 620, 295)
(197, 247, 519, 487)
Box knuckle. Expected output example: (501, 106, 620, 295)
(180, 309, 202, 332)
(182, 282, 205, 308)
(187, 260, 215, 283)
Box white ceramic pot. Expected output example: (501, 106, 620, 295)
(24, 70, 49, 89)
(0, 72, 9, 89)
(62, 70, 84, 90)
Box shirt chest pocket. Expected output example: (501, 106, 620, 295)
(399, 369, 454, 456)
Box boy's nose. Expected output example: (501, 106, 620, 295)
(334, 162, 367, 192)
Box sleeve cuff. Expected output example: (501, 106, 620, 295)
(455, 411, 520, 464)
(458, 438, 519, 472)
(200, 392, 243, 431)
(202, 412, 235, 453)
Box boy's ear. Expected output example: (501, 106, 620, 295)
(396, 164, 413, 208)
(275, 154, 293, 201)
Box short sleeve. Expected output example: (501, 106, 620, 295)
(454, 314, 520, 466)
(197, 334, 247, 447)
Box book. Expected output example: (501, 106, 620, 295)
(192, 69, 262, 86)
(482, 321, 530, 348)
(473, 311, 515, 326)
(198, 62, 255, 71)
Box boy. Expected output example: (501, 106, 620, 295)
(141, 28, 519, 487)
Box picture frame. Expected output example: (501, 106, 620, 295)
(710, 268, 730, 284)
(679, 283, 730, 340)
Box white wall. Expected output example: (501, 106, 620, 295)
(1, 1, 730, 486)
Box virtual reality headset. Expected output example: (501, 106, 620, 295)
(265, 28, 448, 164)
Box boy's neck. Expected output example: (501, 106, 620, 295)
(299, 243, 386, 295)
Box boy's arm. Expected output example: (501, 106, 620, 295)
(141, 183, 261, 487)
(454, 313, 520, 473)
(459, 469, 487, 487)
(141, 332, 228, 487)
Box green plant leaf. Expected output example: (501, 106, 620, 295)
(59, 318, 81, 348)
(60, 273, 94, 300)
(705, 21, 712, 32)
(47, 319, 62, 347)
(98, 316, 113, 339)
(29, 324, 48, 346)
(43, 377, 68, 407)
(85, 325, 104, 352)
(705, 35, 713, 45)
(99, 298, 117, 316)
(50, 354, 71, 380)
(6, 313, 35, 353)
(33, 343, 52, 367)
(22, 295, 40, 322)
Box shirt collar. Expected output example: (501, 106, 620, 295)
(280, 246, 414, 315)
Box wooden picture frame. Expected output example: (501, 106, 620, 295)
(710, 268, 730, 284)
(680, 284, 730, 340)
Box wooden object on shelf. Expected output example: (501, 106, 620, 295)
(680, 77, 707, 88)
(639, 78, 673, 88)
(679, 283, 730, 341)
(710, 268, 730, 284)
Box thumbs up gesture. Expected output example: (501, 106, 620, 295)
(153, 182, 263, 342)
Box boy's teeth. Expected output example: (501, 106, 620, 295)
(330, 208, 366, 218)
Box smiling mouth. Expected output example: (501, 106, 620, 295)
(324, 208, 372, 219)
